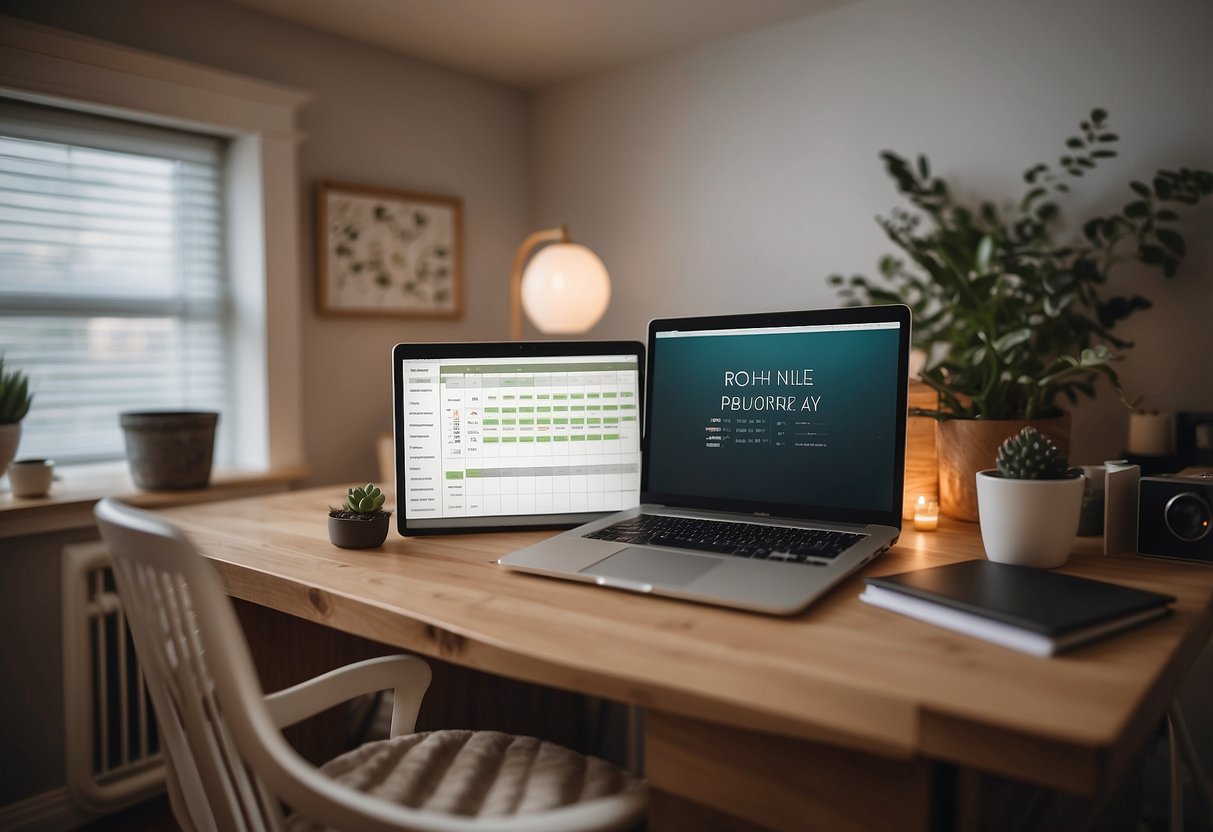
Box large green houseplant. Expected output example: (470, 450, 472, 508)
(832, 109, 1213, 519)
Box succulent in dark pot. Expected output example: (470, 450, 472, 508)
(328, 483, 392, 549)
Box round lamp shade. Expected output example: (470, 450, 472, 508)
(520, 243, 610, 333)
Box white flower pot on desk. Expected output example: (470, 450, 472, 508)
(975, 470, 1084, 568)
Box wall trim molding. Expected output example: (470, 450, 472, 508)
(0, 787, 94, 832)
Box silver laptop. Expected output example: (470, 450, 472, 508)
(499, 305, 911, 615)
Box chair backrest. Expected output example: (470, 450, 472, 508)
(94, 498, 287, 832)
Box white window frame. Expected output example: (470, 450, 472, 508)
(0, 15, 309, 471)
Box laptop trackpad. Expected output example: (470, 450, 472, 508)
(581, 547, 718, 588)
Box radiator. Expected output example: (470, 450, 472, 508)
(61, 542, 165, 814)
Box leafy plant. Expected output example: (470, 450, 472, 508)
(995, 427, 1077, 480)
(342, 483, 386, 515)
(832, 108, 1213, 421)
(0, 356, 33, 424)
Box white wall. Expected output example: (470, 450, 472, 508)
(531, 0, 1213, 464)
(6, 0, 530, 486)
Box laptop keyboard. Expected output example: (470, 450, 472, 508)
(583, 514, 865, 564)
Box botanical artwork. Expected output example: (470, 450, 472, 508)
(318, 182, 462, 317)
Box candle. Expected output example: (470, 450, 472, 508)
(914, 496, 939, 532)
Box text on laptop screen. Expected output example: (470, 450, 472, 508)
(647, 322, 901, 513)
(401, 354, 642, 520)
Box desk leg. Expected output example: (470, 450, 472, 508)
(644, 711, 934, 832)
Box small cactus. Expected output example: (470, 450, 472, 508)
(344, 483, 386, 514)
(995, 427, 1076, 480)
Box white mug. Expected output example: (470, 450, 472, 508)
(9, 458, 54, 498)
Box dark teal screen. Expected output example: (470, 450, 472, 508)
(647, 326, 901, 512)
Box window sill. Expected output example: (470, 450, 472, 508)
(0, 462, 311, 539)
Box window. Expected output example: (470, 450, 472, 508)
(0, 101, 231, 465)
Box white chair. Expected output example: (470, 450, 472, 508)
(94, 498, 646, 832)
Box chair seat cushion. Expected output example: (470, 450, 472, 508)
(287, 730, 641, 828)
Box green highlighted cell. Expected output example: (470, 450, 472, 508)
(553, 405, 569, 412)
(537, 406, 551, 413)
(602, 405, 618, 411)
(537, 394, 550, 399)
(502, 418, 517, 426)
(520, 394, 533, 399)
(586, 434, 602, 441)
(503, 436, 517, 443)
(603, 392, 618, 398)
(553, 436, 569, 442)
(570, 418, 585, 425)
(570, 435, 586, 441)
(483, 436, 499, 443)
(519, 406, 534, 413)
(553, 418, 569, 425)
(445, 471, 464, 480)
(587, 392, 601, 398)
(621, 391, 634, 397)
(485, 407, 500, 413)
(553, 394, 568, 400)
(520, 436, 535, 443)
(587, 417, 601, 425)
(465, 469, 484, 478)
(603, 417, 619, 425)
(519, 418, 535, 425)
(571, 405, 586, 412)
(537, 436, 551, 443)
(502, 406, 517, 413)
(503, 395, 515, 400)
(571, 393, 585, 399)
(622, 416, 637, 422)
(621, 403, 636, 409)
(537, 418, 551, 425)
(602, 434, 620, 440)
(483, 418, 499, 425)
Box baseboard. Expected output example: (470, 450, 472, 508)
(0, 788, 95, 832)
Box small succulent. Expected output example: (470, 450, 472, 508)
(344, 483, 386, 514)
(995, 427, 1078, 480)
(0, 356, 33, 424)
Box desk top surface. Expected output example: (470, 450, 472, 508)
(158, 486, 1213, 795)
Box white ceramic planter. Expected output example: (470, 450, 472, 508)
(0, 421, 20, 480)
(975, 470, 1084, 568)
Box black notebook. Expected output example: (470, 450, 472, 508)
(859, 560, 1175, 656)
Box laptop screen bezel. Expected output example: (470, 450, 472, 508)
(392, 339, 646, 536)
(640, 305, 910, 530)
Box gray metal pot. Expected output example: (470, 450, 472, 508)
(119, 411, 218, 490)
(328, 513, 391, 549)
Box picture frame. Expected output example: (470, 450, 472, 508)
(317, 181, 463, 318)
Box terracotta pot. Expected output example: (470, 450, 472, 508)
(937, 415, 1070, 522)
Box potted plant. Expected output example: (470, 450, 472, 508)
(976, 427, 1083, 569)
(329, 483, 391, 549)
(832, 108, 1213, 520)
(0, 356, 33, 480)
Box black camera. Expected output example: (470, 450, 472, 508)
(1138, 467, 1213, 563)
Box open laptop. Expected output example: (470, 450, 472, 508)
(499, 304, 911, 615)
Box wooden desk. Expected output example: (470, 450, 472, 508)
(157, 488, 1213, 832)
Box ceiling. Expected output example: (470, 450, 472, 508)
(223, 0, 846, 89)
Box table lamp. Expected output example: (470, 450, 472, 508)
(510, 225, 610, 340)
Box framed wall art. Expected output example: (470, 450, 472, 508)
(317, 181, 463, 317)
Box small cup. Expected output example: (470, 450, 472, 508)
(9, 458, 54, 498)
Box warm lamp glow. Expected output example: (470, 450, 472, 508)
(520, 243, 610, 334)
(508, 226, 610, 340)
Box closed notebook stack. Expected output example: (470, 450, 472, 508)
(859, 560, 1175, 656)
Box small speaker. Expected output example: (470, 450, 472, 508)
(1138, 467, 1213, 563)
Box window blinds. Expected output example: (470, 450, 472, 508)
(0, 101, 230, 464)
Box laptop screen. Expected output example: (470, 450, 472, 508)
(644, 307, 909, 525)
(393, 341, 645, 534)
